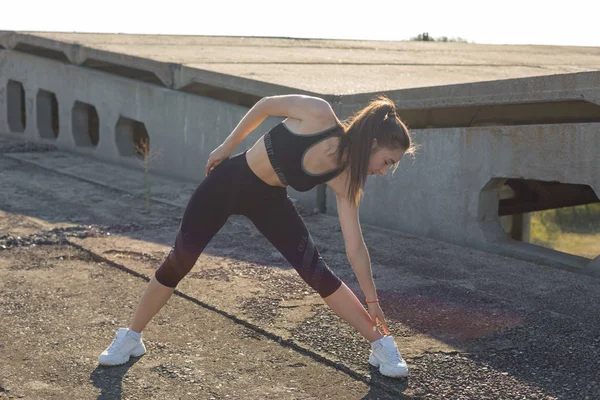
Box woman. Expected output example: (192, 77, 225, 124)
(98, 94, 415, 379)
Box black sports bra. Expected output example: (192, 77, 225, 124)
(264, 122, 344, 192)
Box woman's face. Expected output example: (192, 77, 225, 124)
(368, 141, 405, 176)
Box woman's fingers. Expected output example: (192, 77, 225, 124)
(369, 305, 391, 335)
(367, 303, 392, 335)
(205, 158, 219, 176)
(378, 311, 391, 335)
(369, 308, 378, 331)
(381, 319, 391, 335)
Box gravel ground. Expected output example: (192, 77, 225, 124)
(2, 142, 600, 399)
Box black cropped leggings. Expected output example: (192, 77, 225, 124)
(155, 151, 343, 298)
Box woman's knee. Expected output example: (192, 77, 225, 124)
(298, 253, 343, 298)
(154, 232, 201, 288)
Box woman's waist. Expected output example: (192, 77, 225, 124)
(245, 137, 288, 189)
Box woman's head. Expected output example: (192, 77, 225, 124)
(336, 94, 415, 205)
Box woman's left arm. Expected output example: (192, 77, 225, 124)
(328, 175, 391, 334)
(329, 178, 378, 302)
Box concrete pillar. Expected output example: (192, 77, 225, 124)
(23, 82, 36, 140)
(509, 212, 531, 242)
(56, 95, 76, 148)
(477, 178, 509, 243)
(522, 212, 531, 243)
(95, 107, 119, 160)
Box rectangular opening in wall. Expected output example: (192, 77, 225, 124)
(498, 180, 600, 259)
(115, 116, 150, 158)
(36, 89, 59, 139)
(7, 80, 26, 133)
(72, 101, 99, 148)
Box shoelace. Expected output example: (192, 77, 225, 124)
(106, 334, 128, 352)
(381, 342, 403, 363)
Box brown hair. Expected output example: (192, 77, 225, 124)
(336, 94, 415, 205)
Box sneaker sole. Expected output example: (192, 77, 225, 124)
(379, 365, 409, 378)
(369, 355, 409, 378)
(98, 347, 146, 366)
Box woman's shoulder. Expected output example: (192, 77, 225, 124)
(282, 103, 342, 135)
(260, 94, 342, 134)
(260, 95, 333, 120)
(281, 115, 341, 136)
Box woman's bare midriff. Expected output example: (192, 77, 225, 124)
(245, 136, 287, 188)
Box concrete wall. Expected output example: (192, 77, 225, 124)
(326, 123, 600, 269)
(0, 50, 315, 205)
(1, 43, 599, 274)
(327, 73, 600, 273)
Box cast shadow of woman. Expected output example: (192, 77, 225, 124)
(90, 356, 143, 400)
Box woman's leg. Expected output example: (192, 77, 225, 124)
(247, 196, 384, 343)
(322, 283, 384, 343)
(129, 273, 176, 333)
(128, 164, 235, 333)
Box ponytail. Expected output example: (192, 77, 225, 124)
(336, 95, 411, 205)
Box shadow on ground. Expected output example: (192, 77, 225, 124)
(91, 357, 144, 400)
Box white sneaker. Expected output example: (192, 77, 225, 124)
(369, 336, 409, 378)
(98, 328, 146, 366)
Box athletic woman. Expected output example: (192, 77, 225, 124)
(98, 94, 415, 378)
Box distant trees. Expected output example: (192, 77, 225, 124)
(410, 32, 470, 43)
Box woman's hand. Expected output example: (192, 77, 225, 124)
(205, 143, 233, 176)
(367, 301, 391, 335)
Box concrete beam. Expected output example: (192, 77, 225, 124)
(9, 31, 598, 113)
(340, 71, 600, 110)
(5, 32, 174, 88)
(78, 47, 176, 87)
(499, 180, 599, 216)
(12, 33, 75, 64)
(4, 32, 326, 105)
(174, 65, 326, 107)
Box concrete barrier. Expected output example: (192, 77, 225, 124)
(0, 49, 318, 209)
(327, 72, 600, 273)
(1, 33, 599, 275)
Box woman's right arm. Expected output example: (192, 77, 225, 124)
(205, 95, 333, 175)
(222, 95, 334, 150)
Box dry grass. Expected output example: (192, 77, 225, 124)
(134, 137, 160, 213)
(529, 211, 600, 259)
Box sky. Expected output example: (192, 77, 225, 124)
(3, 0, 599, 47)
